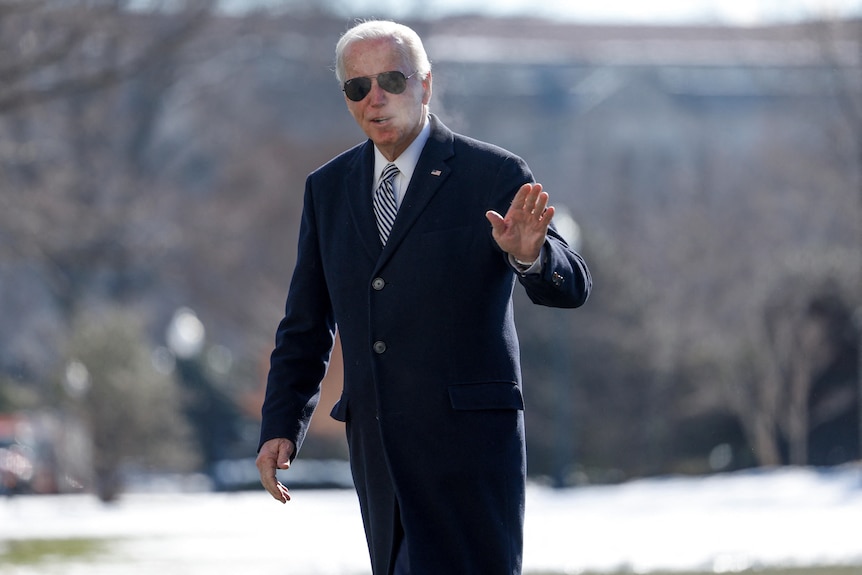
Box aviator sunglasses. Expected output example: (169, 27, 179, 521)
(343, 70, 418, 102)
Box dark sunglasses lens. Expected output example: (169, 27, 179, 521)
(378, 71, 408, 94)
(344, 72, 410, 101)
(344, 77, 371, 101)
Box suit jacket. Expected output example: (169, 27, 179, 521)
(260, 115, 591, 575)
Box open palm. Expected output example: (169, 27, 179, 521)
(485, 182, 555, 263)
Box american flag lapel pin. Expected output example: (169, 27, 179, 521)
(431, 169, 442, 176)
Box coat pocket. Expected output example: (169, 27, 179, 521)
(448, 381, 524, 411)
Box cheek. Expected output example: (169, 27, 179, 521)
(345, 101, 364, 121)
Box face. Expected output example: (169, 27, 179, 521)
(342, 38, 431, 161)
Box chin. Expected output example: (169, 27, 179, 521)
(370, 133, 399, 148)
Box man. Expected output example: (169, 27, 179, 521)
(256, 19, 591, 575)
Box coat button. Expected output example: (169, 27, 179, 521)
(373, 341, 387, 354)
(372, 277, 385, 290)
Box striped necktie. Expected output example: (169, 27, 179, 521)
(373, 163, 399, 245)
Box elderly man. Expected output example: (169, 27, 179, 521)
(256, 19, 591, 575)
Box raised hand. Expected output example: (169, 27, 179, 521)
(485, 183, 554, 263)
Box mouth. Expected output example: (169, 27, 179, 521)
(370, 117, 390, 125)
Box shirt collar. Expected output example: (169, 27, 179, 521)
(373, 114, 431, 187)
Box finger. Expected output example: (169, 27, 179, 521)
(533, 191, 550, 217)
(277, 481, 291, 502)
(262, 470, 290, 503)
(485, 210, 505, 228)
(269, 483, 289, 503)
(260, 470, 288, 503)
(524, 187, 548, 217)
(510, 183, 533, 209)
(532, 182, 543, 195)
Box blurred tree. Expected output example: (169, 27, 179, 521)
(0, 0, 211, 114)
(720, 263, 858, 466)
(0, 0, 212, 375)
(719, 18, 862, 466)
(64, 307, 199, 502)
(762, 272, 850, 464)
(517, 227, 670, 483)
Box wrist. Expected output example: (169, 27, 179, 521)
(510, 254, 538, 274)
(513, 254, 538, 266)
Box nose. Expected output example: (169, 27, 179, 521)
(367, 78, 387, 105)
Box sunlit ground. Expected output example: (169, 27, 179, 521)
(1, 466, 860, 575)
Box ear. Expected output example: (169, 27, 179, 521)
(421, 72, 432, 105)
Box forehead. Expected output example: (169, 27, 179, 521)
(343, 38, 407, 77)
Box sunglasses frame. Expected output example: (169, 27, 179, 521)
(342, 70, 418, 102)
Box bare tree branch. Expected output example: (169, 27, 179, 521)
(0, 0, 212, 114)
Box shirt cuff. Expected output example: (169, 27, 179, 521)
(508, 252, 543, 275)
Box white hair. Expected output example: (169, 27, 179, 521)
(334, 20, 432, 85)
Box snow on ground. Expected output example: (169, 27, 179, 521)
(1, 465, 860, 575)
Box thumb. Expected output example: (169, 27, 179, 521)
(277, 441, 294, 469)
(485, 210, 505, 229)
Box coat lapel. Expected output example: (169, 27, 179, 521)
(378, 116, 455, 263)
(344, 141, 382, 261)
(344, 116, 456, 267)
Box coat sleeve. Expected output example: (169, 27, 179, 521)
(258, 176, 335, 456)
(487, 154, 592, 309)
(517, 224, 592, 308)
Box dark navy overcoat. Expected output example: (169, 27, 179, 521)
(259, 115, 591, 575)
